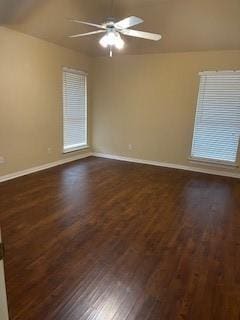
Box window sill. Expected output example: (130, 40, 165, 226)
(63, 145, 90, 154)
(188, 156, 239, 168)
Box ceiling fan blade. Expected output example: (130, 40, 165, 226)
(115, 16, 143, 29)
(69, 19, 106, 29)
(69, 30, 105, 38)
(120, 29, 162, 41)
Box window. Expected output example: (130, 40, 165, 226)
(63, 67, 87, 153)
(191, 71, 240, 166)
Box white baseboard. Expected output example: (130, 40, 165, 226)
(92, 152, 240, 179)
(1, 151, 239, 183)
(0, 152, 92, 183)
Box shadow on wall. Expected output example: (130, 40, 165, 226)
(0, 0, 48, 24)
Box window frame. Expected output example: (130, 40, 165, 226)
(62, 67, 88, 154)
(190, 70, 240, 167)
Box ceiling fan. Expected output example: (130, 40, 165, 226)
(68, 15, 162, 57)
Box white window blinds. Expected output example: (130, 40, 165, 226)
(63, 68, 87, 152)
(191, 71, 240, 165)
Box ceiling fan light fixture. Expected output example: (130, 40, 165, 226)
(115, 34, 124, 49)
(99, 31, 124, 50)
(99, 34, 109, 48)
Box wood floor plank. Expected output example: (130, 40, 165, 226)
(0, 156, 239, 319)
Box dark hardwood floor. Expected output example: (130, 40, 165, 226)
(0, 156, 240, 320)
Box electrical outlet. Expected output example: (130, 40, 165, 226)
(128, 144, 133, 150)
(0, 156, 5, 164)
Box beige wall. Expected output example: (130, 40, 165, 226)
(1, 28, 240, 178)
(92, 51, 240, 175)
(0, 27, 91, 177)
